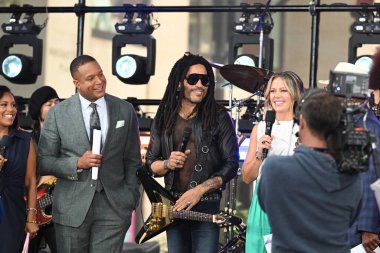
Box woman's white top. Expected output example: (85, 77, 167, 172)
(256, 120, 299, 177)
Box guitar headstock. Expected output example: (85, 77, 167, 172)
(214, 211, 243, 228)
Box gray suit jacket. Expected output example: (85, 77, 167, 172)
(38, 93, 141, 227)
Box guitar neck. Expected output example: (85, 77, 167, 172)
(38, 194, 53, 209)
(173, 210, 214, 223)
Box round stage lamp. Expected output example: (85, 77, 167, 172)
(2, 55, 23, 78)
(1, 54, 36, 84)
(115, 55, 137, 78)
(354, 55, 373, 73)
(234, 54, 258, 67)
(114, 54, 150, 84)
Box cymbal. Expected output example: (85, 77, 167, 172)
(220, 64, 273, 93)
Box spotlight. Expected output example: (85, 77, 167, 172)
(0, 4, 44, 84)
(112, 34, 156, 84)
(234, 54, 258, 67)
(229, 3, 274, 69)
(112, 4, 158, 84)
(354, 55, 373, 73)
(0, 35, 42, 84)
(228, 34, 274, 70)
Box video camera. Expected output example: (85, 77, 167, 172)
(328, 70, 374, 174)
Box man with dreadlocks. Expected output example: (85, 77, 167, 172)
(146, 52, 239, 253)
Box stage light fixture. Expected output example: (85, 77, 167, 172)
(112, 4, 158, 84)
(229, 33, 273, 70)
(229, 3, 274, 69)
(354, 55, 373, 73)
(0, 4, 44, 84)
(234, 54, 258, 67)
(0, 35, 42, 85)
(233, 3, 274, 34)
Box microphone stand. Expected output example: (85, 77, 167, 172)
(256, 0, 271, 69)
(219, 224, 246, 253)
(255, 0, 271, 121)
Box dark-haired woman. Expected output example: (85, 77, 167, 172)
(0, 85, 39, 252)
(28, 86, 59, 253)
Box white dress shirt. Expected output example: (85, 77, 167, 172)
(78, 93, 109, 145)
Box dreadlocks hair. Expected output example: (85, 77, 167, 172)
(369, 47, 380, 90)
(154, 52, 224, 134)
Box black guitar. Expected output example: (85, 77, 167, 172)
(135, 168, 243, 244)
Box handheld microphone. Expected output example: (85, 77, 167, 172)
(262, 110, 276, 159)
(179, 127, 192, 153)
(0, 135, 11, 157)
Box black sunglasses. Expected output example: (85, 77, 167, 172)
(185, 74, 210, 87)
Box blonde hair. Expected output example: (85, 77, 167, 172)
(264, 71, 304, 114)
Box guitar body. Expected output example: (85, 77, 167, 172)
(136, 168, 178, 244)
(28, 183, 54, 226)
(135, 168, 243, 244)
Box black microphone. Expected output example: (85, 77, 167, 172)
(262, 110, 276, 159)
(0, 135, 11, 157)
(179, 127, 192, 152)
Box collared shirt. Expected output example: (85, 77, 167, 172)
(78, 93, 109, 145)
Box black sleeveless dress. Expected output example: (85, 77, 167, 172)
(0, 129, 31, 253)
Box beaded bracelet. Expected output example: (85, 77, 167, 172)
(26, 220, 37, 224)
(26, 207, 37, 212)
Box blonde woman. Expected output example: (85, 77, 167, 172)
(242, 71, 304, 253)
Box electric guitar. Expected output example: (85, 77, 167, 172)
(35, 184, 54, 226)
(135, 168, 243, 244)
(25, 183, 54, 226)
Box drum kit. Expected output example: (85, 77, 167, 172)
(217, 63, 273, 253)
(220, 64, 273, 125)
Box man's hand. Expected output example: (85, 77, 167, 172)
(173, 176, 223, 211)
(167, 150, 191, 170)
(173, 187, 203, 211)
(76, 150, 102, 170)
(362, 232, 380, 253)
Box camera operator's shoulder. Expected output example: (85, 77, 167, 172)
(263, 155, 290, 176)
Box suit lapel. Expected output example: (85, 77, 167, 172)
(103, 95, 119, 153)
(68, 94, 91, 148)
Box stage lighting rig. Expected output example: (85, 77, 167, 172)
(114, 4, 156, 35)
(233, 3, 273, 34)
(1, 4, 43, 35)
(352, 11, 374, 33)
(0, 4, 45, 84)
(112, 4, 158, 84)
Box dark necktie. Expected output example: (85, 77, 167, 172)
(89, 103, 103, 192)
(89, 103, 101, 144)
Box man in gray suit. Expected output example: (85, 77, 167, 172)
(38, 55, 141, 253)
